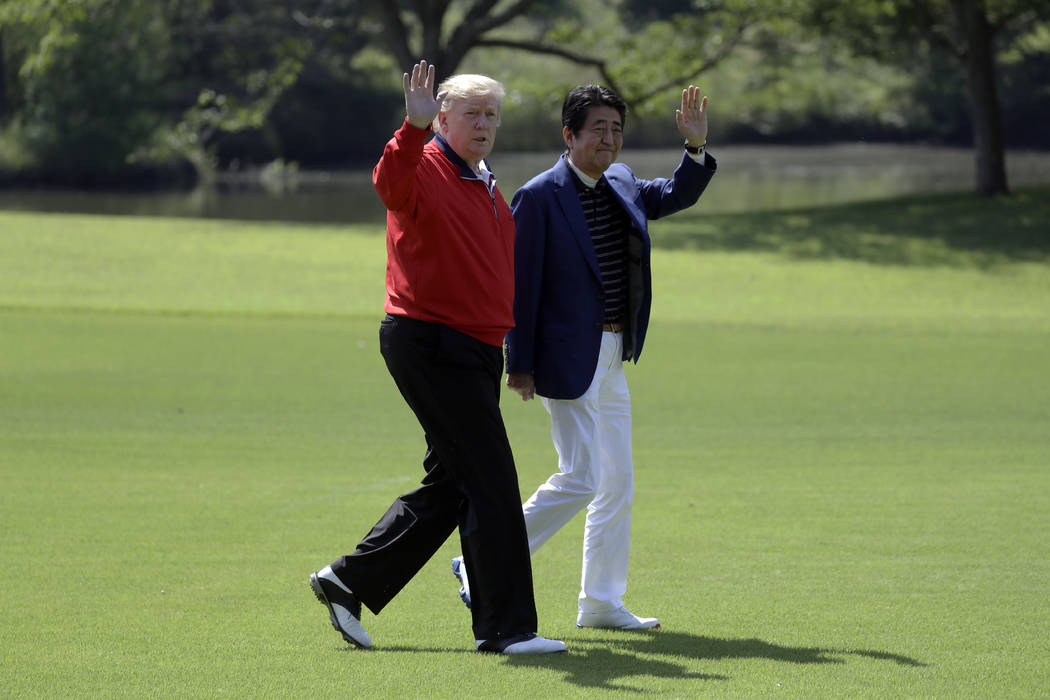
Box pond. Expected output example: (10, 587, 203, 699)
(1, 144, 1048, 225)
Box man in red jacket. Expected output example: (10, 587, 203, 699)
(309, 61, 565, 655)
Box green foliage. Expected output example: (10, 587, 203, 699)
(998, 22, 1050, 146)
(467, 19, 921, 148)
(2, 0, 1049, 178)
(508, 0, 770, 112)
(687, 34, 917, 142)
(266, 46, 405, 165)
(797, 0, 1050, 182)
(16, 0, 173, 177)
(464, 0, 1050, 150)
(804, 0, 1050, 66)
(139, 43, 307, 180)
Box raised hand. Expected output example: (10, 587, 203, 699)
(404, 60, 447, 130)
(675, 85, 709, 147)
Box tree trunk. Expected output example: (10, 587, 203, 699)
(951, 0, 1009, 196)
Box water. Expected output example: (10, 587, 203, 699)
(1, 144, 1048, 224)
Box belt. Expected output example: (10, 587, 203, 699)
(601, 322, 623, 332)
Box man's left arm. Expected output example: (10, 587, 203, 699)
(635, 85, 716, 219)
(505, 186, 546, 401)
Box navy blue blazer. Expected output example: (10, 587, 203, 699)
(506, 151, 716, 400)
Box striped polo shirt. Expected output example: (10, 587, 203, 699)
(572, 171, 631, 325)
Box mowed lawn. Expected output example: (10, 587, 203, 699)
(1, 188, 1048, 698)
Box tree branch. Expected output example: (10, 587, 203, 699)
(442, 0, 537, 73)
(477, 0, 537, 31)
(477, 22, 747, 111)
(473, 38, 627, 100)
(369, 0, 413, 70)
(461, 0, 501, 25)
(624, 23, 751, 107)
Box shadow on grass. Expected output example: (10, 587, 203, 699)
(503, 630, 927, 692)
(653, 186, 1050, 268)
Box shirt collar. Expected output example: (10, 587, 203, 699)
(565, 155, 600, 189)
(433, 132, 492, 182)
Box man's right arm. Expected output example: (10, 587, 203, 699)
(372, 121, 429, 212)
(372, 60, 446, 211)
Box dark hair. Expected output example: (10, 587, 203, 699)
(561, 84, 627, 135)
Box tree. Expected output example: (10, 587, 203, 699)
(0, 29, 7, 124)
(352, 0, 765, 110)
(809, 0, 1050, 196)
(174, 0, 765, 159)
(0, 0, 377, 178)
(12, 0, 175, 180)
(0, 1, 47, 129)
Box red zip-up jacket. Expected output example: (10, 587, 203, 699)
(373, 119, 515, 347)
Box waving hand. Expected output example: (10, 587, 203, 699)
(404, 60, 447, 130)
(675, 85, 709, 147)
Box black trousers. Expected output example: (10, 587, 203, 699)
(330, 314, 538, 641)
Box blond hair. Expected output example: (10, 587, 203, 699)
(432, 74, 505, 135)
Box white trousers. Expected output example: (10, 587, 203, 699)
(523, 331, 634, 613)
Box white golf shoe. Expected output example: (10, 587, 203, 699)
(476, 633, 567, 654)
(309, 566, 373, 648)
(576, 606, 660, 630)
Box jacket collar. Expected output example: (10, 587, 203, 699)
(553, 153, 576, 188)
(433, 133, 489, 180)
(551, 155, 602, 283)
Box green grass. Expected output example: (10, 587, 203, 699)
(2, 188, 1049, 697)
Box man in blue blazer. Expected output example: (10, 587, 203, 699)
(452, 84, 716, 629)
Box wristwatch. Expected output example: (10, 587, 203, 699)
(684, 140, 706, 155)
